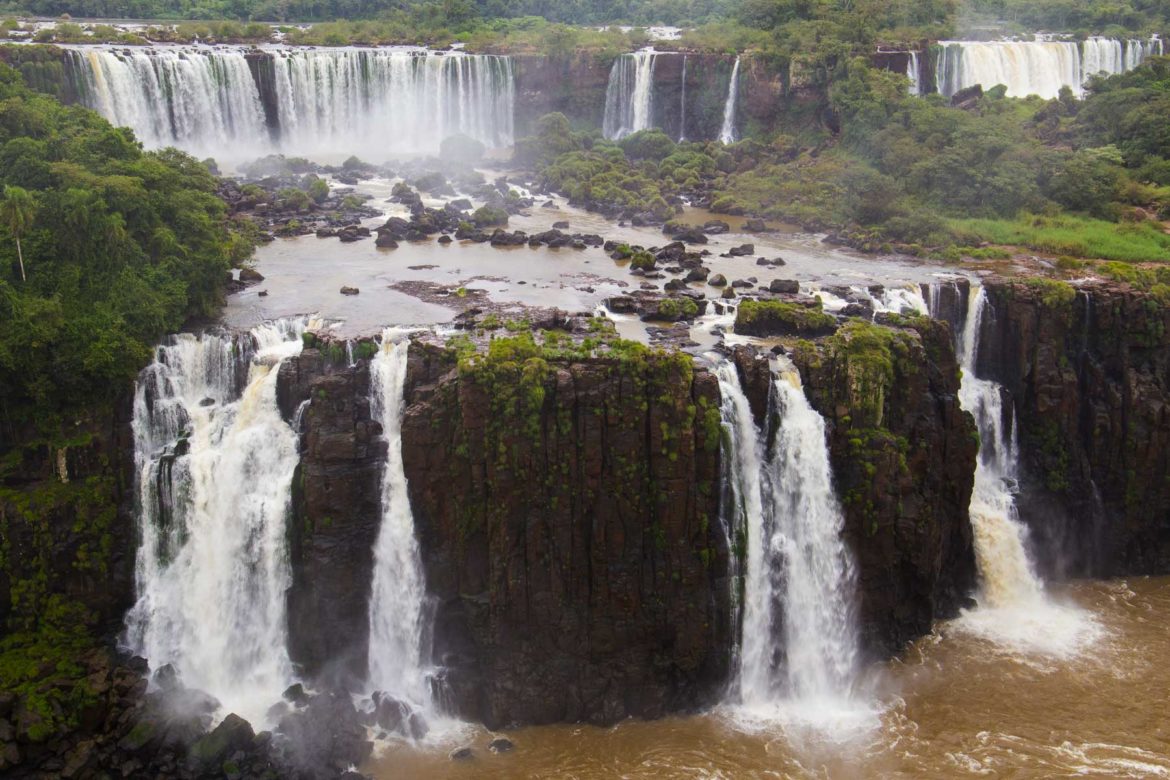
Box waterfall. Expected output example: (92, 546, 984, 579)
(366, 332, 433, 712)
(907, 52, 921, 96)
(602, 51, 658, 140)
(717, 358, 864, 726)
(934, 36, 1162, 99)
(64, 45, 515, 160)
(678, 55, 687, 142)
(718, 57, 740, 144)
(124, 317, 313, 726)
(950, 286, 1098, 654)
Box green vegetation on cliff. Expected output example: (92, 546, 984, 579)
(0, 63, 253, 437)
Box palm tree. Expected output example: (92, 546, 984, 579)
(0, 185, 36, 282)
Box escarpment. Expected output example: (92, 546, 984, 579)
(398, 342, 732, 728)
(974, 278, 1170, 576)
(789, 316, 978, 656)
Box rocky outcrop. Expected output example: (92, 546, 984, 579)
(278, 345, 386, 687)
(976, 278, 1170, 577)
(791, 317, 979, 656)
(400, 342, 731, 728)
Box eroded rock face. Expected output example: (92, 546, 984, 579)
(279, 348, 387, 687)
(400, 345, 732, 728)
(977, 279, 1170, 576)
(791, 318, 979, 657)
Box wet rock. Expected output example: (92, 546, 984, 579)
(438, 234, 453, 244)
(450, 746, 474, 761)
(375, 235, 399, 249)
(731, 279, 753, 289)
(488, 737, 515, 753)
(258, 289, 268, 297)
(239, 268, 264, 283)
(721, 286, 737, 298)
(769, 279, 800, 294)
(282, 684, 309, 706)
(187, 713, 253, 770)
(152, 664, 180, 693)
(702, 220, 730, 234)
(727, 244, 755, 257)
(708, 274, 727, 287)
(685, 267, 710, 282)
(743, 219, 771, 232)
(670, 228, 708, 245)
(340, 286, 360, 295)
(552, 221, 569, 229)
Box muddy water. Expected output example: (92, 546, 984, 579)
(223, 174, 956, 337)
(365, 578, 1170, 779)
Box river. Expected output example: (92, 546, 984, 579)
(366, 577, 1170, 779)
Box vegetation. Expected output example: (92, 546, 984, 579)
(734, 299, 838, 335)
(0, 63, 254, 437)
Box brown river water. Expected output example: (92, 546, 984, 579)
(366, 577, 1170, 779)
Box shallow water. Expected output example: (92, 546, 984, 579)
(365, 577, 1170, 779)
(222, 173, 957, 337)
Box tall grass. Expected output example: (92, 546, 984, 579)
(949, 214, 1170, 263)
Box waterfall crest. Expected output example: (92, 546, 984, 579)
(65, 46, 515, 159)
(717, 358, 868, 729)
(935, 36, 1163, 99)
(950, 286, 1098, 655)
(366, 332, 434, 712)
(718, 57, 740, 144)
(124, 318, 313, 726)
(603, 51, 658, 140)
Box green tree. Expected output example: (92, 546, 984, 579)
(0, 185, 36, 282)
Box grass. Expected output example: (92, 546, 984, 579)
(948, 214, 1170, 263)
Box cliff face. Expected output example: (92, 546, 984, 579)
(789, 317, 978, 656)
(277, 348, 386, 686)
(400, 343, 731, 729)
(977, 278, 1170, 577)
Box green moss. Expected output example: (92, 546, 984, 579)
(1021, 277, 1076, 309)
(734, 299, 836, 335)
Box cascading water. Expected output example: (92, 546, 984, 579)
(678, 55, 687, 142)
(366, 332, 434, 713)
(124, 317, 313, 726)
(907, 51, 921, 96)
(950, 286, 1098, 654)
(717, 358, 866, 727)
(602, 51, 658, 140)
(718, 57, 740, 144)
(64, 46, 515, 159)
(934, 36, 1163, 99)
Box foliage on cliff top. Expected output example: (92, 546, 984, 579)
(821, 320, 919, 428)
(734, 299, 838, 335)
(0, 63, 254, 437)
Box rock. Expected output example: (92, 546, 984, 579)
(282, 684, 309, 706)
(552, 221, 569, 229)
(152, 663, 180, 692)
(685, 267, 710, 282)
(488, 737, 515, 753)
(670, 228, 708, 245)
(188, 714, 254, 770)
(340, 286, 360, 295)
(239, 268, 264, 283)
(728, 244, 755, 257)
(708, 274, 727, 287)
(450, 746, 474, 761)
(743, 218, 770, 232)
(258, 289, 268, 297)
(721, 286, 737, 298)
(731, 279, 753, 288)
(376, 234, 399, 249)
(769, 279, 800, 294)
(438, 234, 452, 244)
(702, 220, 730, 234)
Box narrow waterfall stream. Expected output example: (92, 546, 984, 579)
(124, 318, 312, 726)
(953, 287, 1098, 654)
(678, 55, 688, 142)
(602, 51, 658, 140)
(366, 332, 435, 715)
(718, 57, 740, 144)
(717, 358, 868, 731)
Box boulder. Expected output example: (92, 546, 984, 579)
(727, 244, 755, 257)
(769, 279, 800, 294)
(340, 286, 360, 295)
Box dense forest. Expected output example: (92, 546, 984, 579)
(0, 64, 253, 439)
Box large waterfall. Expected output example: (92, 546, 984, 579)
(717, 359, 863, 726)
(951, 286, 1097, 654)
(935, 36, 1164, 99)
(64, 45, 515, 160)
(366, 332, 434, 712)
(124, 318, 312, 726)
(718, 57, 740, 144)
(602, 50, 658, 140)
(907, 51, 922, 96)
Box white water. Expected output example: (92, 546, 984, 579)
(718, 359, 866, 729)
(65, 45, 515, 160)
(678, 55, 687, 142)
(603, 51, 659, 140)
(125, 317, 313, 726)
(952, 286, 1098, 655)
(366, 332, 433, 712)
(907, 52, 921, 96)
(935, 36, 1163, 99)
(718, 57, 740, 145)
